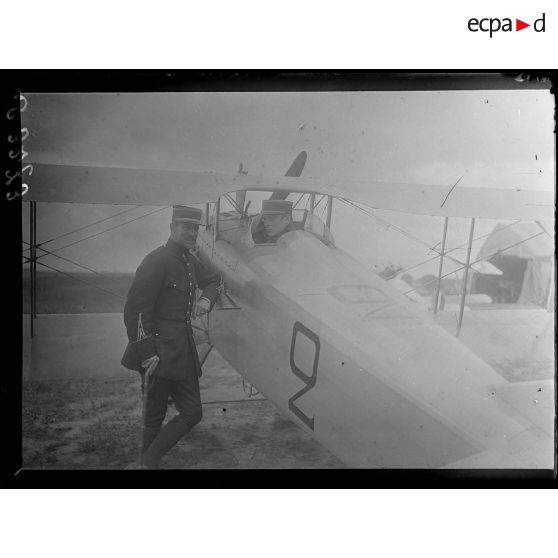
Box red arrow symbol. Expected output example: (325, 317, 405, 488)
(516, 19, 530, 31)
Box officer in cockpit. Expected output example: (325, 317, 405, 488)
(252, 199, 296, 244)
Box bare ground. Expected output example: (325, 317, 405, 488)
(22, 374, 345, 470)
(23, 375, 142, 469)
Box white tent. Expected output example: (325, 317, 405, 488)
(476, 222, 554, 306)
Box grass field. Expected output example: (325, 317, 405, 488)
(22, 371, 345, 469)
(23, 271, 133, 314)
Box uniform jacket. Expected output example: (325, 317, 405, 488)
(124, 238, 220, 380)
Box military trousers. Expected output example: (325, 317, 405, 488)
(142, 371, 203, 468)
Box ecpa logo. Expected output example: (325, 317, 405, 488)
(468, 12, 546, 37)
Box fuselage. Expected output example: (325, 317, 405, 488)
(197, 215, 554, 468)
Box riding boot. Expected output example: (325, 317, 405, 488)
(142, 426, 161, 459)
(141, 416, 191, 469)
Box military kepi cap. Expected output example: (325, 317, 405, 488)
(261, 199, 293, 215)
(172, 205, 203, 224)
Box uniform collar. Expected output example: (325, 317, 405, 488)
(166, 237, 189, 258)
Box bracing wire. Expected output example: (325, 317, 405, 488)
(34, 206, 140, 248)
(340, 197, 442, 252)
(30, 207, 168, 259)
(313, 194, 327, 212)
(395, 220, 525, 290)
(340, 198, 469, 272)
(401, 231, 546, 296)
(223, 193, 244, 214)
(292, 193, 306, 209)
(22, 240, 122, 283)
(339, 198, 530, 272)
(33, 260, 126, 300)
(430, 219, 522, 256)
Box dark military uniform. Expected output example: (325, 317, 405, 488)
(124, 237, 220, 468)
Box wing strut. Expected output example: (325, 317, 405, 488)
(545, 256, 554, 310)
(433, 217, 449, 315)
(29, 201, 37, 337)
(456, 218, 476, 337)
(326, 195, 333, 229)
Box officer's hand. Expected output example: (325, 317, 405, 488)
(194, 297, 211, 317)
(141, 355, 159, 376)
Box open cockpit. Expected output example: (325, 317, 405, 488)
(206, 203, 335, 249)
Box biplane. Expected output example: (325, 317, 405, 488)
(22, 142, 555, 469)
(19, 85, 555, 470)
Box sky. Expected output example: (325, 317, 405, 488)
(22, 89, 555, 276)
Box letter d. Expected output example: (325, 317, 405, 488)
(534, 13, 545, 32)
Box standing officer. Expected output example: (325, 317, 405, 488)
(124, 205, 220, 469)
(252, 199, 296, 244)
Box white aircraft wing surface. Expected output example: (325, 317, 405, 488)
(25, 162, 553, 221)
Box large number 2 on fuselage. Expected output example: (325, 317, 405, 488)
(288, 321, 320, 430)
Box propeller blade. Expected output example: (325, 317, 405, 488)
(269, 151, 307, 200)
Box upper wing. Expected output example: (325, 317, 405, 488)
(25, 162, 554, 221)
